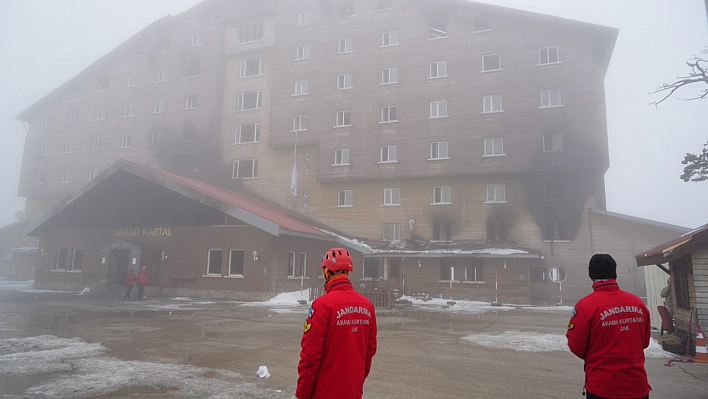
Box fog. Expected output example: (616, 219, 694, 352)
(0, 0, 706, 228)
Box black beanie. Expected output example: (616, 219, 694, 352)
(589, 254, 617, 280)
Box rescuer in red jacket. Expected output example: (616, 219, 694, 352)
(296, 248, 377, 399)
(124, 269, 136, 300)
(136, 265, 149, 300)
(567, 254, 651, 399)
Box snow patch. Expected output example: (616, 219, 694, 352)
(645, 338, 675, 359)
(400, 295, 515, 314)
(240, 290, 310, 307)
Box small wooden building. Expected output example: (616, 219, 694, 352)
(636, 224, 708, 353)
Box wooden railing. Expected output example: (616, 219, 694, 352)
(362, 289, 393, 309)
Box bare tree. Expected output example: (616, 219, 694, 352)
(650, 48, 708, 106)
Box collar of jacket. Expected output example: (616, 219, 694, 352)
(592, 278, 619, 292)
(325, 278, 353, 293)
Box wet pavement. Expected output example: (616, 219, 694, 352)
(1, 287, 706, 398)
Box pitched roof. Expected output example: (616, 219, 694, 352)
(23, 160, 335, 241)
(590, 208, 689, 233)
(635, 223, 708, 266)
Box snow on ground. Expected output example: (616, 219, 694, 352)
(400, 295, 516, 314)
(239, 290, 311, 314)
(0, 280, 74, 294)
(461, 331, 675, 358)
(0, 335, 294, 399)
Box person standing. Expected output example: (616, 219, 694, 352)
(124, 269, 136, 299)
(136, 265, 148, 300)
(660, 277, 674, 316)
(296, 248, 377, 399)
(567, 254, 651, 399)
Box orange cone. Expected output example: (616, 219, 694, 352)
(695, 326, 708, 363)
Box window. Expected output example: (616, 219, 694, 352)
(482, 54, 501, 71)
(235, 123, 260, 143)
(381, 67, 398, 84)
(335, 1, 355, 17)
(43, 115, 52, 127)
(540, 88, 562, 107)
(337, 73, 353, 90)
(430, 61, 448, 78)
(335, 110, 351, 127)
(429, 100, 448, 118)
(40, 143, 49, 156)
(483, 94, 503, 113)
(237, 22, 264, 44)
(430, 141, 448, 159)
(539, 46, 560, 65)
(380, 145, 397, 162)
(433, 222, 452, 241)
(531, 268, 546, 281)
(36, 172, 45, 184)
(294, 79, 309, 95)
(71, 249, 83, 271)
(240, 58, 264, 78)
(55, 248, 69, 271)
(463, 259, 483, 282)
(473, 16, 490, 32)
(97, 77, 109, 91)
(232, 159, 258, 179)
(154, 36, 171, 52)
(334, 148, 350, 165)
(87, 168, 97, 181)
(296, 45, 310, 60)
(153, 100, 164, 114)
(288, 252, 307, 278)
(95, 108, 105, 121)
(64, 141, 73, 154)
(487, 220, 508, 242)
(237, 91, 262, 111)
(299, 253, 307, 277)
(92, 137, 102, 151)
(123, 104, 134, 117)
(674, 262, 690, 309)
(338, 38, 353, 53)
(383, 188, 400, 206)
(68, 112, 78, 124)
(60, 170, 70, 183)
(156, 70, 167, 82)
(185, 94, 198, 109)
(377, 0, 392, 11)
(126, 74, 137, 87)
(187, 58, 200, 77)
(151, 131, 163, 145)
(486, 184, 506, 203)
(120, 135, 131, 148)
(383, 223, 401, 241)
(287, 252, 297, 277)
(207, 249, 222, 275)
(544, 219, 569, 241)
(433, 186, 451, 204)
(298, 11, 312, 26)
(363, 258, 379, 279)
(381, 105, 397, 122)
(229, 249, 244, 276)
(543, 133, 564, 152)
(429, 21, 447, 39)
(292, 115, 307, 132)
(381, 30, 399, 46)
(440, 260, 454, 281)
(337, 190, 353, 207)
(545, 182, 564, 200)
(484, 137, 504, 156)
(191, 33, 202, 47)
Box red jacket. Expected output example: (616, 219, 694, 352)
(137, 271, 148, 285)
(125, 272, 136, 286)
(567, 279, 651, 399)
(296, 279, 377, 399)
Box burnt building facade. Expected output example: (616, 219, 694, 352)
(17, 0, 683, 303)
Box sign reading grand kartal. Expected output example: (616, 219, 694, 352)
(112, 228, 173, 237)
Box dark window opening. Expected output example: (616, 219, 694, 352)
(674, 261, 690, 309)
(473, 16, 490, 32)
(364, 258, 379, 279)
(389, 258, 400, 278)
(433, 222, 452, 241)
(429, 15, 447, 39)
(207, 249, 222, 275)
(55, 248, 69, 270)
(531, 268, 546, 281)
(71, 249, 83, 271)
(229, 250, 244, 276)
(544, 220, 569, 241)
(237, 22, 264, 44)
(440, 259, 454, 281)
(487, 221, 508, 242)
(463, 259, 483, 282)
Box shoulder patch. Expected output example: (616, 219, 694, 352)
(571, 307, 577, 319)
(308, 306, 315, 319)
(568, 322, 575, 330)
(304, 321, 312, 333)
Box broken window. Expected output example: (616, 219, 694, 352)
(429, 16, 447, 39)
(207, 249, 222, 275)
(544, 220, 569, 241)
(487, 221, 508, 242)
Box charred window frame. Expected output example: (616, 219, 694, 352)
(487, 221, 508, 242)
(544, 219, 569, 241)
(673, 261, 691, 309)
(531, 268, 546, 281)
(433, 222, 452, 241)
(206, 249, 222, 275)
(389, 258, 401, 278)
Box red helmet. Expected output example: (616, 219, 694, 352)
(320, 248, 353, 272)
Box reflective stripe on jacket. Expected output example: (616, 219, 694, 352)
(296, 279, 377, 399)
(567, 279, 651, 399)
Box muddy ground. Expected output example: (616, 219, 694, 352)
(1, 288, 706, 399)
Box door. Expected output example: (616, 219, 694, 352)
(108, 249, 130, 286)
(143, 249, 161, 286)
(387, 258, 401, 290)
